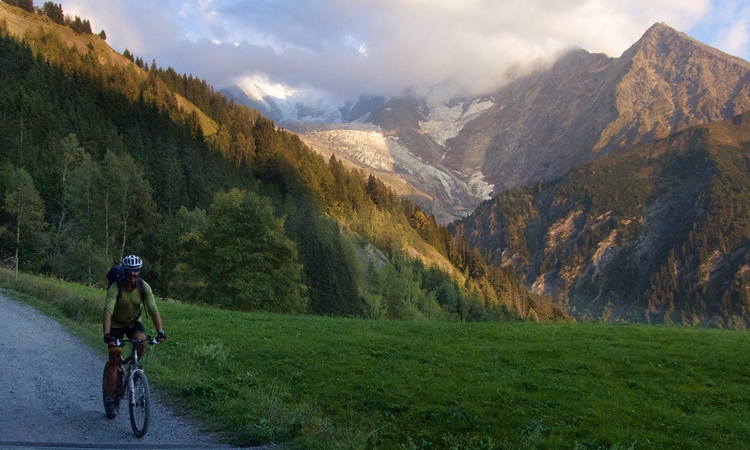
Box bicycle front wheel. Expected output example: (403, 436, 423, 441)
(129, 370, 151, 438)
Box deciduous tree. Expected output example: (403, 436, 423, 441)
(183, 189, 307, 313)
(3, 168, 45, 278)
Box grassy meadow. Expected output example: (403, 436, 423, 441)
(1, 268, 750, 449)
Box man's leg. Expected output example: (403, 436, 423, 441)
(103, 346, 122, 419)
(132, 331, 147, 360)
(128, 321, 148, 360)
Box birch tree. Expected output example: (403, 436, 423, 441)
(100, 150, 154, 262)
(48, 134, 86, 276)
(3, 168, 45, 279)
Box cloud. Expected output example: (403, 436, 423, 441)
(721, 19, 749, 57)
(686, 0, 750, 61)
(63, 0, 712, 100)
(714, 2, 750, 59)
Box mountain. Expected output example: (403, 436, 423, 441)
(444, 23, 750, 192)
(227, 23, 750, 224)
(222, 85, 279, 120)
(451, 110, 750, 327)
(226, 87, 500, 223)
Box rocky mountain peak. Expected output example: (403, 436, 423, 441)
(633, 22, 688, 49)
(594, 22, 750, 153)
(442, 22, 750, 196)
(622, 22, 748, 68)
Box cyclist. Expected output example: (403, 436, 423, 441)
(102, 254, 166, 419)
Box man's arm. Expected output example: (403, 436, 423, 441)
(103, 312, 112, 335)
(103, 312, 117, 346)
(151, 312, 163, 334)
(140, 281, 164, 340)
(151, 312, 165, 342)
(103, 283, 117, 336)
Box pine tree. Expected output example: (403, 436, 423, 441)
(41, 2, 64, 24)
(5, 0, 34, 13)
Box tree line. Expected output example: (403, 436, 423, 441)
(2, 0, 104, 38)
(0, 14, 569, 322)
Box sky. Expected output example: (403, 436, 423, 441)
(61, 0, 750, 102)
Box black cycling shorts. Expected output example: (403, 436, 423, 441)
(109, 321, 145, 341)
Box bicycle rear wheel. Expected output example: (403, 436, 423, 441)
(129, 370, 151, 438)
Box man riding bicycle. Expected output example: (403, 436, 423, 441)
(102, 254, 166, 419)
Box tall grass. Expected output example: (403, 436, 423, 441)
(0, 268, 102, 332)
(2, 268, 750, 449)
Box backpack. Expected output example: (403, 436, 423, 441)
(106, 264, 146, 322)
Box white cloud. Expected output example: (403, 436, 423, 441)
(237, 74, 297, 99)
(721, 19, 749, 56)
(714, 2, 750, 59)
(61, 0, 716, 100)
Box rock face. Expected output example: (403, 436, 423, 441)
(450, 111, 750, 325)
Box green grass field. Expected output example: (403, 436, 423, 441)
(2, 268, 749, 449)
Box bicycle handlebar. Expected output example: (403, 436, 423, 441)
(114, 336, 159, 347)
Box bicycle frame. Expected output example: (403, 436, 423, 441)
(111, 337, 158, 437)
(115, 338, 157, 399)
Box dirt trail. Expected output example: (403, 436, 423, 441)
(0, 292, 248, 450)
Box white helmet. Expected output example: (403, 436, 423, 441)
(121, 255, 143, 271)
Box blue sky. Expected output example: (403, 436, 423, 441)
(62, 0, 750, 101)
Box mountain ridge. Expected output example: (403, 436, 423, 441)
(444, 22, 750, 193)
(228, 22, 750, 224)
(0, 2, 221, 138)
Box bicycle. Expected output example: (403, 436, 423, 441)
(101, 336, 159, 437)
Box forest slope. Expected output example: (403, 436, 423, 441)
(0, 3, 562, 322)
(452, 111, 750, 327)
(0, 2, 218, 135)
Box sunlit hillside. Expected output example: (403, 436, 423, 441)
(0, 2, 563, 323)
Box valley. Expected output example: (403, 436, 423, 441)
(4, 1, 750, 326)
(2, 2, 750, 449)
(0, 1, 553, 325)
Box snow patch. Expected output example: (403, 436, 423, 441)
(294, 123, 495, 223)
(420, 98, 494, 145)
(466, 171, 494, 200)
(306, 127, 394, 171)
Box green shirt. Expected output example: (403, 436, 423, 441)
(103, 279, 159, 328)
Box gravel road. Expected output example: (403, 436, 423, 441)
(0, 292, 261, 450)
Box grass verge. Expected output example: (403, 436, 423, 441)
(1, 268, 749, 449)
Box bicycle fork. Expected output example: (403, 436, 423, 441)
(128, 369, 144, 406)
